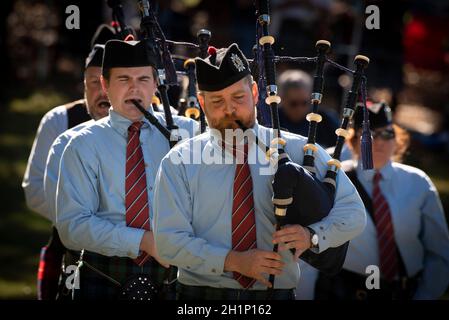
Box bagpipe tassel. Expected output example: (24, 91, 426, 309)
(361, 117, 373, 170)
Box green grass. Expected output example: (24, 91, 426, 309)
(0, 90, 64, 299)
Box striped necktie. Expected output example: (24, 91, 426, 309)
(372, 171, 398, 282)
(231, 144, 257, 288)
(125, 121, 151, 266)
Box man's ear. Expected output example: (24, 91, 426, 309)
(197, 93, 205, 112)
(100, 75, 109, 96)
(251, 81, 259, 106)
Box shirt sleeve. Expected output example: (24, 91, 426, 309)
(55, 138, 145, 258)
(413, 176, 449, 299)
(43, 135, 67, 224)
(22, 108, 67, 218)
(153, 151, 230, 276)
(175, 117, 201, 142)
(307, 145, 367, 253)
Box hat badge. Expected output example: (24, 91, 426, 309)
(230, 53, 245, 72)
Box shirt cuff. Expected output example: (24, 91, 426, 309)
(197, 246, 230, 276)
(119, 227, 146, 259)
(307, 222, 330, 254)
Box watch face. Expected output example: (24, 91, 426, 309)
(311, 234, 319, 246)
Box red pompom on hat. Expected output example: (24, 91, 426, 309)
(207, 46, 217, 56)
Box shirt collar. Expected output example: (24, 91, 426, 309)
(109, 108, 154, 137)
(356, 159, 393, 181)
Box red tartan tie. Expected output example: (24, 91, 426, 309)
(372, 171, 398, 282)
(125, 121, 151, 266)
(231, 144, 257, 288)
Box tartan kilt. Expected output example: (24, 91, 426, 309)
(64, 250, 170, 300)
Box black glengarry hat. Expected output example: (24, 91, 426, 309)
(91, 23, 118, 48)
(354, 101, 393, 130)
(102, 40, 156, 75)
(195, 43, 251, 91)
(85, 44, 105, 68)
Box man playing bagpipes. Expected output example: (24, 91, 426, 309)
(42, 43, 110, 299)
(152, 43, 366, 300)
(54, 39, 199, 300)
(23, 24, 118, 300)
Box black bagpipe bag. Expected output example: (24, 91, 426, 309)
(272, 158, 349, 275)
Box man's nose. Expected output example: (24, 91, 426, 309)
(128, 79, 138, 92)
(223, 101, 236, 116)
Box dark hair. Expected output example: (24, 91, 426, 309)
(347, 124, 410, 163)
(278, 69, 312, 96)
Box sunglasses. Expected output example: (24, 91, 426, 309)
(371, 128, 395, 140)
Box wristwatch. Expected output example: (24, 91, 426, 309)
(307, 227, 319, 249)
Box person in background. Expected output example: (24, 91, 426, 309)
(41, 44, 109, 299)
(22, 24, 116, 219)
(23, 24, 117, 300)
(314, 102, 449, 300)
(278, 69, 339, 148)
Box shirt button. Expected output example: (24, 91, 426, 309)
(186, 266, 190, 269)
(211, 268, 216, 273)
(145, 163, 149, 167)
(148, 186, 153, 191)
(320, 226, 324, 230)
(322, 236, 326, 240)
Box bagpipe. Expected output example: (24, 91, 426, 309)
(123, 0, 213, 137)
(107, 0, 135, 39)
(112, 0, 374, 293)
(181, 29, 211, 133)
(241, 0, 373, 292)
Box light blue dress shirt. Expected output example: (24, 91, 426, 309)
(343, 160, 449, 299)
(55, 108, 199, 259)
(22, 104, 70, 217)
(44, 120, 95, 223)
(153, 123, 366, 289)
(295, 261, 318, 300)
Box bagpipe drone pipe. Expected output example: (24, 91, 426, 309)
(247, 0, 374, 288)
